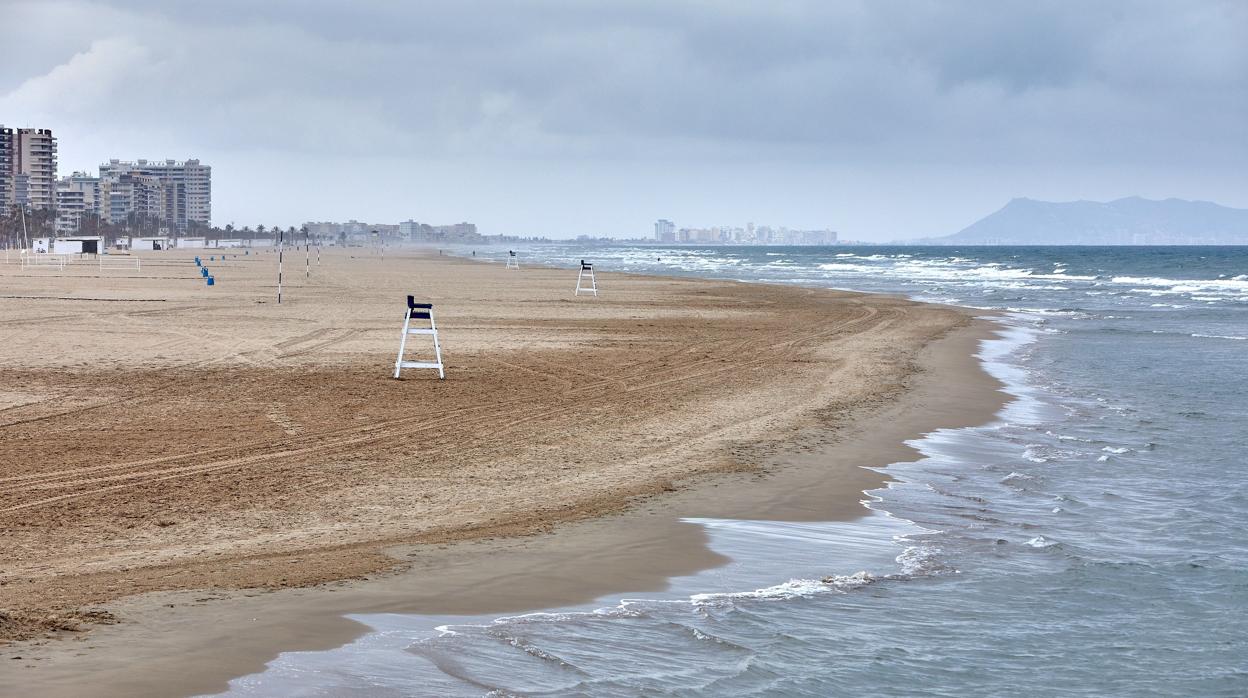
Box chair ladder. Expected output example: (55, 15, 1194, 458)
(394, 298, 445, 379)
(575, 260, 598, 296)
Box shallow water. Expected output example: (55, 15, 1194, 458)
(216, 246, 1248, 697)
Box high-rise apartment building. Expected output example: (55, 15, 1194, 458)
(55, 172, 102, 233)
(654, 218, 675, 242)
(99, 173, 167, 227)
(14, 128, 58, 210)
(98, 158, 211, 230)
(0, 126, 58, 212)
(0, 127, 12, 212)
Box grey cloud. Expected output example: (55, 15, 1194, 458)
(1, 0, 1244, 237)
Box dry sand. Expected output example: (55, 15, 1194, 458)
(0, 247, 1002, 695)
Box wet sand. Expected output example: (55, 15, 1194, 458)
(0, 248, 1002, 695)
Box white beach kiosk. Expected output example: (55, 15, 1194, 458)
(52, 235, 104, 255)
(131, 236, 171, 251)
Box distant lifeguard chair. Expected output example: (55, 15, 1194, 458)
(394, 296, 445, 379)
(505, 250, 520, 269)
(575, 259, 598, 297)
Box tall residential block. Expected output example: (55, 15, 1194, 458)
(55, 172, 102, 234)
(0, 127, 12, 212)
(0, 126, 58, 212)
(655, 218, 675, 242)
(14, 128, 58, 210)
(98, 158, 211, 230)
(100, 173, 166, 226)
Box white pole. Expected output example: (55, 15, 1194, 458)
(277, 228, 285, 304)
(304, 228, 310, 280)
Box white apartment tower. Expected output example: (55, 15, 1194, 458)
(654, 218, 675, 242)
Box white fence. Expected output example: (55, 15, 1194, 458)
(100, 254, 141, 271)
(20, 252, 68, 270)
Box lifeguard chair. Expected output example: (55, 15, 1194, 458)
(505, 250, 520, 269)
(575, 259, 598, 297)
(394, 296, 445, 379)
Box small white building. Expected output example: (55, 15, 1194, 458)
(131, 236, 171, 251)
(31, 237, 51, 254)
(52, 235, 104, 255)
(211, 238, 246, 248)
(178, 237, 207, 249)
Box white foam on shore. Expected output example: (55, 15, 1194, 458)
(1192, 333, 1247, 341)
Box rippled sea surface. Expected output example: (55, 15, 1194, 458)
(219, 246, 1248, 697)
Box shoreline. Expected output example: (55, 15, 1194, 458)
(0, 250, 1005, 696)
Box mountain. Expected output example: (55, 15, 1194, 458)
(924, 197, 1248, 245)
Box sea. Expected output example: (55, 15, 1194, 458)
(215, 245, 1248, 697)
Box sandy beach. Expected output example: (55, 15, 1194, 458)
(0, 248, 1001, 695)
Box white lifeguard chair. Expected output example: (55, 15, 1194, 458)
(505, 250, 520, 269)
(394, 296, 445, 379)
(575, 259, 598, 297)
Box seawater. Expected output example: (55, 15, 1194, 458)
(216, 246, 1248, 697)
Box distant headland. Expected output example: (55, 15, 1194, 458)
(915, 197, 1248, 245)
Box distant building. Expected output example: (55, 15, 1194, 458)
(100, 173, 166, 227)
(440, 222, 478, 239)
(654, 219, 675, 242)
(0, 127, 12, 212)
(305, 219, 475, 245)
(398, 219, 481, 243)
(662, 223, 838, 245)
(55, 182, 84, 234)
(791, 229, 837, 245)
(16, 128, 58, 210)
(55, 173, 101, 234)
(304, 221, 342, 238)
(98, 158, 211, 230)
(0, 127, 58, 211)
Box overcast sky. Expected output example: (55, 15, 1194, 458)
(1, 1, 1244, 240)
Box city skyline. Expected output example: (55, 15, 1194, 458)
(654, 218, 838, 245)
(0, 123, 213, 237)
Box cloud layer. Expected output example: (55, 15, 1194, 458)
(2, 0, 1244, 238)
